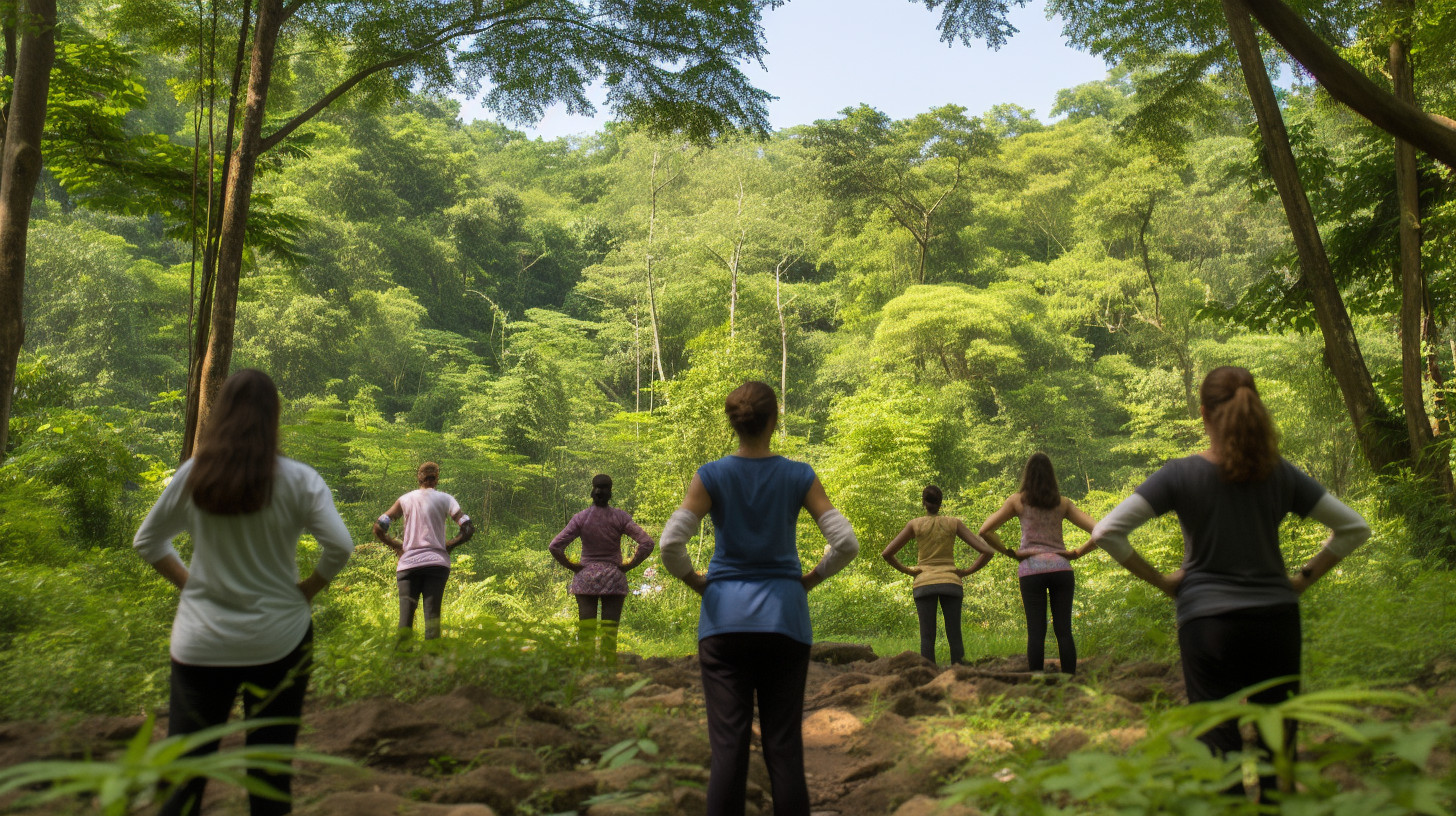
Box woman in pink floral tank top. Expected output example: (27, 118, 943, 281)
(549, 474, 655, 663)
(978, 453, 1099, 674)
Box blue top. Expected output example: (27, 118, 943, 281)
(696, 455, 817, 644)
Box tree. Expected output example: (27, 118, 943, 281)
(0, 0, 54, 458)
(164, 0, 789, 456)
(808, 104, 997, 285)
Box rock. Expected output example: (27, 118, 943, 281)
(624, 687, 687, 710)
(302, 792, 495, 816)
(812, 642, 878, 665)
(839, 758, 894, 784)
(1104, 678, 1164, 704)
(891, 794, 979, 816)
(803, 708, 856, 746)
(674, 786, 709, 816)
(586, 792, 671, 815)
(431, 766, 532, 810)
(593, 763, 655, 793)
(1044, 727, 1089, 760)
(531, 770, 599, 812)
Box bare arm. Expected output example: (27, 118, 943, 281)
(979, 496, 1031, 560)
(881, 523, 921, 577)
(150, 554, 189, 590)
(373, 500, 405, 555)
(958, 551, 993, 578)
(1061, 499, 1100, 559)
(446, 508, 475, 552)
(956, 519, 1010, 558)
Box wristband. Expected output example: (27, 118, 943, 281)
(458, 514, 471, 525)
(377, 515, 392, 529)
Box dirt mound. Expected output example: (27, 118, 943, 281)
(1, 645, 1164, 815)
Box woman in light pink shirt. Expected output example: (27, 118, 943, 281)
(550, 474, 655, 663)
(373, 462, 473, 640)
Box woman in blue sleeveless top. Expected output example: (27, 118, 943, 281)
(659, 381, 859, 816)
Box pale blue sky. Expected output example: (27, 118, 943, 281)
(452, 0, 1112, 139)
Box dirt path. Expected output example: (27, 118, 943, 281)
(1, 646, 1187, 815)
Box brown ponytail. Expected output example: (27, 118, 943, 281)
(725, 381, 778, 438)
(1200, 366, 1278, 482)
(189, 369, 280, 514)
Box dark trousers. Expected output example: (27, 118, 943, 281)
(576, 594, 625, 621)
(913, 589, 964, 664)
(699, 633, 812, 816)
(1179, 603, 1301, 794)
(1020, 571, 1076, 673)
(398, 566, 450, 638)
(160, 628, 313, 816)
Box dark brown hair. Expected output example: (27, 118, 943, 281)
(590, 473, 613, 507)
(417, 462, 440, 486)
(1201, 366, 1278, 482)
(725, 381, 778, 438)
(1019, 452, 1061, 509)
(189, 369, 280, 515)
(922, 485, 943, 513)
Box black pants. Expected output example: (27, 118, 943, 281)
(699, 633, 812, 816)
(913, 586, 964, 664)
(1020, 571, 1076, 674)
(576, 594, 625, 621)
(398, 566, 450, 638)
(1179, 604, 1301, 794)
(161, 628, 313, 816)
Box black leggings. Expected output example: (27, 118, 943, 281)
(1020, 570, 1076, 673)
(398, 566, 450, 636)
(699, 633, 812, 816)
(913, 589, 964, 664)
(1180, 603, 1301, 795)
(161, 628, 313, 816)
(576, 594, 624, 621)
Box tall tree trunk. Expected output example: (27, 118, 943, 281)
(729, 178, 743, 339)
(194, 0, 284, 438)
(1389, 0, 1453, 494)
(0, 0, 53, 458)
(183, 0, 252, 459)
(1425, 298, 1446, 433)
(1223, 0, 1406, 475)
(645, 150, 666, 410)
(775, 255, 791, 439)
(1233, 0, 1456, 170)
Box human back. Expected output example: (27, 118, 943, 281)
(396, 486, 461, 569)
(699, 454, 815, 582)
(908, 514, 961, 588)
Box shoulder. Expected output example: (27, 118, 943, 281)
(276, 456, 324, 487)
(1008, 493, 1023, 512)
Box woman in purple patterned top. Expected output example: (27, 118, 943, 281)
(549, 474, 655, 663)
(978, 453, 1098, 675)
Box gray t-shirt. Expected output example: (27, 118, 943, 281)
(1135, 455, 1326, 624)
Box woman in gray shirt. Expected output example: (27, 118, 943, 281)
(1091, 366, 1369, 796)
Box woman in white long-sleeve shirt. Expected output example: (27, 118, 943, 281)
(1091, 366, 1369, 796)
(133, 370, 354, 816)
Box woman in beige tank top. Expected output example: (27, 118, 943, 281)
(882, 485, 1016, 665)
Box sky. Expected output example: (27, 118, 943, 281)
(451, 0, 1112, 140)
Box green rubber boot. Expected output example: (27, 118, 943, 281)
(598, 620, 619, 666)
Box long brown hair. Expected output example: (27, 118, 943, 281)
(1019, 452, 1061, 509)
(725, 381, 778, 438)
(1201, 366, 1278, 482)
(189, 369, 280, 514)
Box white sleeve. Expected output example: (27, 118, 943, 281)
(132, 464, 192, 565)
(812, 509, 859, 578)
(304, 471, 354, 580)
(659, 508, 701, 578)
(1091, 494, 1157, 564)
(1307, 492, 1370, 558)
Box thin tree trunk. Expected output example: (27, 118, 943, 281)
(1425, 301, 1446, 434)
(183, 0, 252, 459)
(0, 0, 54, 457)
(645, 151, 666, 410)
(1389, 0, 1452, 493)
(1223, 0, 1405, 476)
(1233, 0, 1456, 170)
(775, 254, 792, 439)
(729, 178, 743, 339)
(195, 0, 284, 438)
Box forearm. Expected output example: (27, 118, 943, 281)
(150, 554, 189, 589)
(882, 552, 917, 576)
(659, 508, 701, 580)
(811, 509, 859, 579)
